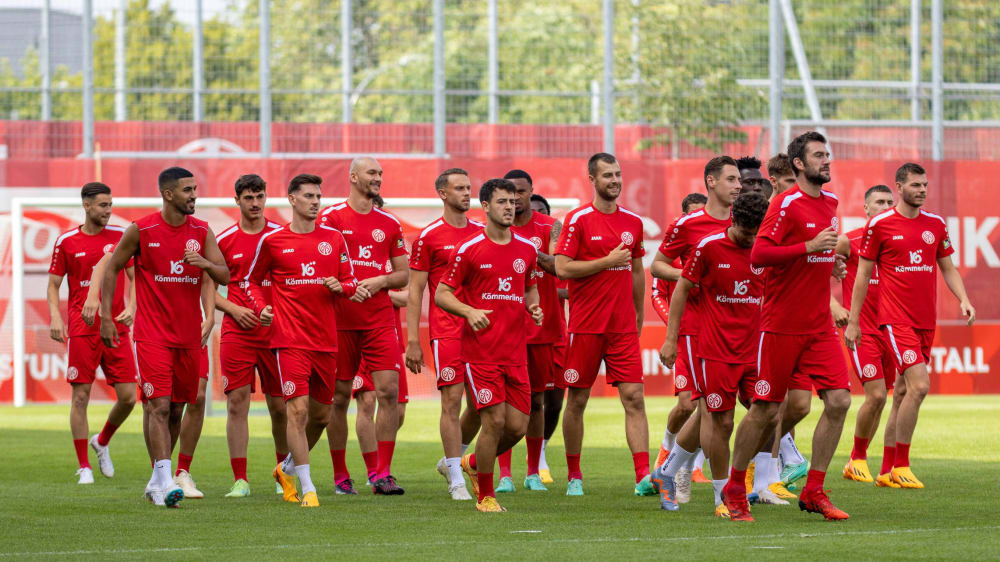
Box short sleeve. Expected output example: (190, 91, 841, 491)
(389, 222, 408, 258)
(937, 223, 955, 260)
(525, 252, 539, 288)
(49, 239, 66, 276)
(440, 247, 466, 289)
(409, 234, 431, 271)
(631, 225, 645, 259)
(756, 202, 791, 245)
(555, 215, 580, 259)
(681, 242, 710, 285)
(658, 217, 686, 259)
(858, 219, 882, 261)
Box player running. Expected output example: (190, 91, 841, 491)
(48, 182, 137, 484)
(435, 178, 544, 512)
(99, 167, 230, 507)
(320, 157, 409, 496)
(721, 131, 852, 522)
(845, 162, 975, 489)
(406, 168, 483, 501)
(554, 152, 652, 497)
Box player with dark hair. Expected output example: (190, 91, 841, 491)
(737, 156, 774, 200)
(48, 182, 137, 484)
(319, 157, 409, 496)
(845, 163, 975, 489)
(767, 153, 796, 198)
(99, 167, 229, 507)
(530, 193, 551, 216)
(434, 178, 543, 512)
(406, 168, 483, 500)
(555, 153, 653, 497)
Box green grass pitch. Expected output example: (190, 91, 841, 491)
(1, 395, 998, 560)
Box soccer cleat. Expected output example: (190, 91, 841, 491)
(335, 478, 358, 495)
(798, 488, 849, 520)
(372, 475, 405, 495)
(523, 474, 548, 491)
(276, 482, 283, 495)
(634, 474, 657, 497)
(721, 485, 753, 522)
(751, 488, 790, 505)
(436, 456, 450, 484)
(300, 491, 319, 507)
(890, 467, 924, 489)
(461, 454, 479, 496)
(174, 470, 204, 499)
(843, 459, 874, 483)
(449, 483, 474, 500)
(675, 468, 692, 503)
(691, 467, 712, 484)
(496, 476, 515, 493)
(745, 462, 755, 491)
(89, 435, 114, 478)
(652, 467, 678, 511)
(654, 445, 670, 470)
(76, 467, 94, 484)
(225, 479, 251, 498)
(538, 468, 554, 485)
(715, 503, 731, 519)
(566, 478, 584, 496)
(875, 472, 901, 488)
(273, 464, 300, 503)
(163, 485, 184, 508)
(476, 496, 507, 512)
(781, 461, 809, 486)
(768, 482, 797, 499)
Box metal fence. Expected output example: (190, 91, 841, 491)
(0, 0, 998, 161)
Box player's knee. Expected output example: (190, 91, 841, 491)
(71, 392, 90, 410)
(825, 390, 852, 414)
(677, 400, 696, 418)
(377, 386, 399, 405)
(867, 386, 887, 409)
(909, 380, 930, 400)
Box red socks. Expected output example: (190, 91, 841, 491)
(73, 439, 90, 469)
(469, 454, 477, 470)
(231, 457, 247, 481)
(498, 450, 512, 479)
(96, 421, 119, 447)
(376, 441, 395, 480)
(728, 467, 747, 493)
(276, 451, 286, 465)
(850, 436, 870, 460)
(330, 449, 349, 483)
(803, 469, 826, 493)
(362, 450, 378, 479)
(477, 472, 495, 502)
(566, 453, 582, 481)
(176, 453, 193, 476)
(894, 442, 911, 468)
(525, 437, 543, 476)
(632, 451, 650, 482)
(881, 446, 896, 474)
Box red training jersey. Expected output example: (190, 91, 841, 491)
(48, 225, 131, 337)
(440, 232, 538, 365)
(555, 203, 644, 334)
(682, 230, 763, 364)
(859, 208, 954, 330)
(511, 211, 562, 344)
(245, 224, 358, 352)
(659, 209, 731, 336)
(319, 202, 408, 330)
(216, 220, 282, 345)
(409, 217, 484, 340)
(755, 185, 840, 334)
(842, 227, 881, 335)
(132, 213, 209, 349)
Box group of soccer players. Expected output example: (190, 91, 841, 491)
(49, 130, 974, 517)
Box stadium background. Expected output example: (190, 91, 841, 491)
(1, 0, 998, 406)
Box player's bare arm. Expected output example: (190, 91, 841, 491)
(938, 255, 976, 326)
(435, 282, 491, 331)
(844, 256, 875, 349)
(631, 257, 645, 334)
(352, 254, 409, 303)
(830, 294, 849, 328)
(554, 242, 629, 279)
(659, 277, 693, 368)
(99, 223, 140, 348)
(533, 220, 562, 275)
(650, 251, 682, 281)
(829, 236, 851, 327)
(46, 273, 66, 343)
(82, 252, 108, 326)
(525, 284, 543, 326)
(184, 229, 229, 285)
(404, 270, 428, 374)
(200, 273, 215, 347)
(389, 288, 409, 308)
(119, 264, 136, 327)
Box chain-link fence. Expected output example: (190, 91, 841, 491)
(1, 0, 998, 161)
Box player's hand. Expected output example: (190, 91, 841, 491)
(349, 284, 373, 303)
(831, 301, 849, 328)
(114, 304, 136, 327)
(465, 308, 493, 331)
(832, 254, 847, 281)
(405, 341, 425, 374)
(324, 277, 343, 294)
(200, 319, 214, 347)
(183, 249, 212, 270)
(604, 243, 631, 269)
(230, 305, 260, 330)
(528, 303, 544, 326)
(259, 305, 274, 327)
(805, 227, 838, 254)
(843, 321, 861, 350)
(81, 297, 100, 326)
(100, 317, 119, 348)
(357, 276, 386, 296)
(49, 316, 67, 343)
(961, 300, 976, 326)
(659, 339, 678, 369)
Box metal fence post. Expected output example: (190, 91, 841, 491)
(433, 0, 445, 156)
(193, 0, 204, 122)
(602, 0, 614, 154)
(82, 0, 94, 157)
(910, 0, 921, 122)
(341, 0, 352, 123)
(769, 0, 784, 155)
(114, 0, 126, 121)
(931, 0, 943, 160)
(40, 0, 51, 121)
(487, 0, 498, 124)
(259, 0, 271, 157)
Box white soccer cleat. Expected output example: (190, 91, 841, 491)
(675, 468, 692, 504)
(76, 467, 94, 484)
(89, 435, 114, 478)
(436, 456, 450, 484)
(148, 487, 165, 506)
(754, 488, 790, 505)
(173, 469, 204, 499)
(449, 483, 473, 500)
(150, 485, 184, 508)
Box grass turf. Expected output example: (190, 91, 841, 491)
(1, 395, 998, 560)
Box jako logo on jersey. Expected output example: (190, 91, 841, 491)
(282, 248, 295, 254)
(317, 242, 333, 256)
(513, 259, 527, 274)
(754, 380, 771, 397)
(352, 376, 363, 390)
(806, 223, 816, 228)
(170, 260, 184, 275)
(282, 381, 296, 396)
(902, 350, 918, 364)
(440, 367, 456, 382)
(706, 393, 723, 409)
(590, 236, 602, 241)
(893, 235, 904, 240)
(862, 364, 878, 379)
(621, 231, 634, 245)
(479, 263, 493, 269)
(357, 245, 373, 259)
(909, 249, 923, 265)
(733, 280, 749, 296)
(186, 239, 201, 252)
(301, 261, 316, 276)
(74, 252, 87, 257)
(751, 265, 764, 276)
(530, 236, 542, 250)
(674, 375, 688, 390)
(564, 369, 580, 384)
(477, 388, 493, 404)
(67, 366, 78, 381)
(143, 382, 154, 397)
(372, 229, 385, 242)
(922, 230, 935, 245)
(147, 242, 160, 248)
(233, 253, 243, 259)
(103, 243, 114, 253)
(498, 276, 512, 292)
(718, 263, 730, 269)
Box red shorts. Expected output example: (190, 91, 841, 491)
(133, 341, 200, 403)
(754, 330, 848, 402)
(651, 294, 670, 325)
(221, 340, 282, 397)
(432, 338, 465, 389)
(553, 341, 566, 374)
(465, 363, 530, 415)
(673, 334, 698, 396)
(560, 332, 643, 388)
(848, 332, 897, 389)
(275, 348, 337, 404)
(199, 346, 209, 379)
(882, 324, 934, 374)
(527, 344, 556, 393)
(338, 327, 403, 380)
(66, 333, 136, 385)
(351, 359, 409, 404)
(700, 359, 756, 412)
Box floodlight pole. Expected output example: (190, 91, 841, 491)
(768, 0, 784, 155)
(259, 0, 271, 157)
(433, 0, 446, 156)
(193, 0, 204, 122)
(114, 0, 127, 121)
(487, 0, 498, 124)
(779, 0, 828, 154)
(931, 0, 943, 161)
(910, 0, 921, 122)
(40, 0, 51, 120)
(341, 0, 353, 123)
(82, 0, 94, 158)
(602, 0, 614, 154)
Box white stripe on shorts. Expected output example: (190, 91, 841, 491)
(464, 363, 478, 396)
(885, 325, 903, 364)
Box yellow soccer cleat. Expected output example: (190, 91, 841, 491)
(843, 459, 874, 483)
(875, 472, 901, 488)
(300, 491, 319, 507)
(715, 502, 730, 519)
(890, 467, 924, 489)
(538, 468, 554, 485)
(768, 481, 797, 500)
(461, 454, 479, 496)
(476, 495, 507, 512)
(745, 461, 755, 491)
(273, 464, 299, 503)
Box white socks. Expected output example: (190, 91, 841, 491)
(713, 479, 727, 506)
(539, 439, 549, 471)
(685, 448, 702, 471)
(460, 443, 470, 456)
(446, 457, 463, 487)
(779, 433, 806, 466)
(693, 449, 706, 471)
(153, 459, 173, 489)
(769, 457, 781, 486)
(662, 429, 677, 450)
(662, 444, 695, 479)
(752, 452, 772, 494)
(281, 452, 295, 474)
(295, 464, 315, 495)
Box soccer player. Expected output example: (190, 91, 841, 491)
(214, 174, 286, 498)
(554, 152, 652, 497)
(320, 157, 409, 496)
(504, 169, 562, 492)
(99, 167, 230, 507)
(244, 173, 365, 508)
(48, 182, 137, 484)
(736, 156, 774, 200)
(405, 168, 483, 501)
(845, 163, 975, 489)
(721, 131, 850, 522)
(651, 157, 739, 504)
(766, 153, 796, 198)
(435, 178, 544, 512)
(659, 192, 769, 516)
